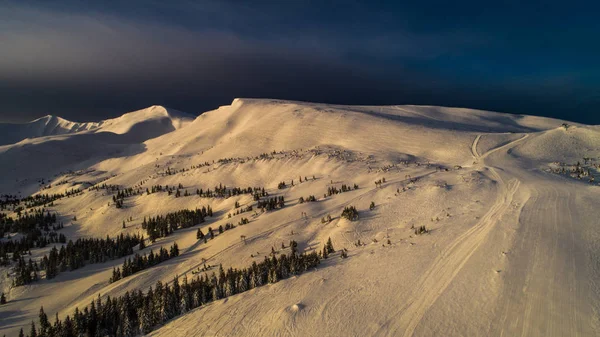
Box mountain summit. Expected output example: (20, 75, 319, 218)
(0, 105, 194, 146)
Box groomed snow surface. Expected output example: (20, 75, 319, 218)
(0, 99, 599, 336)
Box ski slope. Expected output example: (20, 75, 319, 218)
(0, 99, 598, 336)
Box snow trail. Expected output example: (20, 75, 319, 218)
(382, 133, 531, 337)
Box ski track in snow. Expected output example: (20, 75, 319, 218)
(378, 134, 530, 337)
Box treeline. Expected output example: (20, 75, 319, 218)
(13, 233, 143, 286)
(112, 183, 266, 209)
(23, 189, 80, 208)
(142, 207, 212, 242)
(110, 242, 179, 283)
(89, 183, 120, 192)
(256, 196, 285, 211)
(252, 188, 269, 200)
(229, 201, 253, 218)
(1, 208, 57, 235)
(326, 183, 359, 197)
(196, 221, 237, 243)
(113, 187, 141, 209)
(145, 183, 266, 200)
(84, 174, 118, 191)
(341, 206, 359, 221)
(191, 184, 262, 199)
(0, 189, 80, 210)
(12, 257, 39, 286)
(278, 175, 317, 190)
(298, 195, 317, 203)
(1, 231, 66, 266)
(0, 209, 64, 265)
(0, 194, 20, 209)
(23, 241, 332, 337)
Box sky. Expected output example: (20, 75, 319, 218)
(0, 1, 598, 124)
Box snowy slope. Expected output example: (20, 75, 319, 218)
(0, 105, 194, 196)
(0, 99, 598, 337)
(0, 115, 101, 146)
(0, 105, 194, 145)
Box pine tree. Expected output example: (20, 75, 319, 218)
(326, 237, 335, 253)
(238, 273, 248, 293)
(211, 281, 220, 301)
(53, 312, 62, 337)
(170, 242, 179, 257)
(38, 306, 50, 336)
(73, 307, 83, 335)
(180, 276, 190, 314)
(138, 305, 152, 335)
(269, 268, 279, 283)
(87, 301, 97, 337)
(121, 303, 134, 337)
(63, 315, 75, 337)
(29, 321, 37, 337)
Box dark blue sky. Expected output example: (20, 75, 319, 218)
(1, 1, 598, 124)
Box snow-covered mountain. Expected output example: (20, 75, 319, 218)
(0, 105, 194, 146)
(0, 99, 598, 337)
(0, 106, 195, 195)
(0, 114, 100, 146)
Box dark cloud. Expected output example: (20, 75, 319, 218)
(0, 1, 598, 124)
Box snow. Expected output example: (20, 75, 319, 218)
(0, 99, 599, 336)
(0, 115, 101, 146)
(0, 105, 194, 196)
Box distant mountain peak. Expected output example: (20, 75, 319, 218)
(0, 106, 195, 146)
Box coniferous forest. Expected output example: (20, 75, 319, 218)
(1, 209, 64, 266)
(22, 240, 332, 337)
(110, 242, 180, 283)
(142, 207, 212, 242)
(12, 233, 143, 286)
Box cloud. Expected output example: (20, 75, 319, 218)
(0, 2, 597, 124)
(0, 3, 482, 84)
(0, 6, 294, 82)
(0, 3, 443, 120)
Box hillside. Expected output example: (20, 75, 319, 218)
(0, 106, 194, 196)
(0, 115, 101, 146)
(0, 99, 598, 337)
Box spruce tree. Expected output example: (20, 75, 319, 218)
(121, 303, 134, 337)
(53, 312, 62, 336)
(326, 237, 335, 253)
(63, 315, 75, 337)
(38, 306, 50, 336)
(29, 321, 37, 337)
(138, 305, 152, 335)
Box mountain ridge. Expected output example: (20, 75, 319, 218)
(0, 105, 194, 146)
(0, 99, 599, 337)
